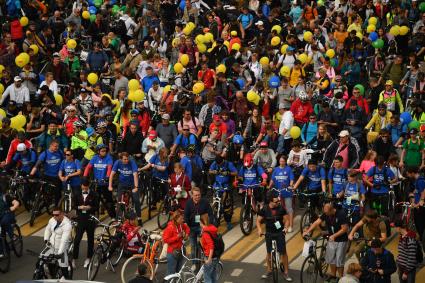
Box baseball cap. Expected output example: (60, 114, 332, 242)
(385, 80, 393, 86)
(279, 101, 291, 109)
(53, 52, 60, 58)
(260, 141, 268, 148)
(68, 48, 75, 53)
(148, 130, 157, 140)
(286, 46, 295, 52)
(339, 130, 350, 137)
(255, 21, 264, 26)
(80, 88, 89, 93)
(161, 113, 170, 120)
(130, 109, 140, 115)
(14, 76, 22, 82)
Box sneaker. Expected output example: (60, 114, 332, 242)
(261, 272, 272, 279)
(159, 257, 167, 263)
(226, 222, 233, 230)
(283, 273, 293, 282)
(83, 258, 90, 269)
(71, 259, 76, 269)
(287, 227, 293, 233)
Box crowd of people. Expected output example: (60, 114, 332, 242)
(0, 0, 425, 282)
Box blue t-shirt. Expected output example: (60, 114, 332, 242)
(237, 13, 253, 29)
(343, 181, 366, 210)
(89, 154, 113, 185)
(112, 159, 138, 187)
(174, 134, 197, 148)
(328, 168, 348, 195)
(210, 161, 237, 188)
(413, 177, 425, 204)
(271, 166, 294, 197)
(59, 159, 82, 187)
(13, 150, 37, 174)
(366, 166, 395, 194)
(38, 150, 64, 177)
(386, 123, 407, 146)
(301, 166, 326, 191)
(149, 154, 169, 180)
(238, 165, 264, 187)
(180, 156, 192, 180)
(141, 75, 160, 93)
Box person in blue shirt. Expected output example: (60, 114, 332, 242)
(187, 146, 204, 189)
(83, 144, 115, 218)
(301, 114, 319, 145)
(268, 155, 295, 232)
(386, 114, 407, 146)
(327, 156, 348, 197)
(209, 155, 237, 230)
(109, 152, 142, 226)
(406, 166, 425, 241)
(59, 149, 82, 199)
(170, 126, 198, 157)
(364, 155, 396, 216)
(30, 140, 64, 206)
(340, 170, 366, 226)
(237, 7, 254, 40)
(141, 66, 160, 93)
(293, 159, 327, 212)
(178, 148, 192, 181)
(238, 153, 267, 205)
(261, 0, 271, 18)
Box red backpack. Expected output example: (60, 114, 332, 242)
(10, 19, 23, 40)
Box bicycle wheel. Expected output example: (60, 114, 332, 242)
(239, 203, 253, 236)
(0, 238, 11, 273)
(300, 210, 313, 236)
(211, 201, 220, 227)
(121, 256, 154, 283)
(157, 200, 171, 229)
(32, 260, 47, 279)
(29, 193, 41, 227)
(87, 248, 102, 281)
(11, 224, 23, 257)
(56, 258, 73, 280)
(300, 254, 319, 283)
(215, 261, 224, 281)
(168, 277, 183, 283)
(109, 236, 125, 267)
(271, 251, 278, 283)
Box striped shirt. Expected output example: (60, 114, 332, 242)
(396, 232, 417, 273)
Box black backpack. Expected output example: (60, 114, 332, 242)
(416, 239, 424, 263)
(205, 231, 225, 258)
(114, 19, 127, 37)
(190, 157, 202, 182)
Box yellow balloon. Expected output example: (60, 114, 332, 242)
(15, 55, 26, 68)
(195, 34, 205, 45)
(174, 62, 184, 74)
(271, 36, 281, 46)
(252, 96, 260, 106)
(271, 25, 282, 34)
(231, 30, 237, 36)
(183, 26, 192, 35)
(325, 49, 335, 59)
(303, 31, 313, 42)
(369, 17, 377, 25)
(187, 22, 196, 30)
(259, 57, 269, 66)
(87, 73, 98, 85)
(390, 25, 400, 36)
(298, 53, 308, 64)
(0, 108, 5, 118)
(290, 126, 301, 139)
(128, 91, 136, 102)
(281, 44, 288, 54)
(20, 17, 29, 27)
(223, 41, 230, 48)
(113, 122, 121, 134)
(399, 26, 409, 36)
(247, 90, 258, 102)
(216, 64, 226, 74)
(172, 38, 180, 48)
(192, 82, 205, 95)
(133, 89, 145, 102)
(66, 39, 77, 49)
(11, 115, 26, 129)
(128, 79, 140, 91)
(180, 54, 189, 66)
(0, 83, 4, 96)
(16, 127, 25, 132)
(0, 65, 4, 78)
(82, 11, 90, 19)
(366, 25, 376, 33)
(231, 43, 241, 51)
(204, 32, 214, 43)
(163, 85, 171, 94)
(54, 93, 63, 105)
(20, 53, 30, 65)
(29, 44, 39, 55)
(197, 44, 207, 53)
(112, 99, 120, 112)
(280, 66, 290, 77)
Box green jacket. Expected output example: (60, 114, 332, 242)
(70, 130, 88, 150)
(64, 56, 81, 80)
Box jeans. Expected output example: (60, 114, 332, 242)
(166, 252, 184, 275)
(189, 225, 201, 259)
(118, 184, 142, 219)
(399, 270, 416, 283)
(277, 136, 292, 155)
(203, 258, 219, 283)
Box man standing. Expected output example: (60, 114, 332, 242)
(277, 102, 294, 155)
(360, 239, 397, 283)
(0, 76, 30, 108)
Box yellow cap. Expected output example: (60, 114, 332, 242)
(385, 80, 393, 86)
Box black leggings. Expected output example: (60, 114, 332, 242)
(414, 206, 425, 241)
(44, 175, 62, 207)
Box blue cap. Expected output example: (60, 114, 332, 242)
(130, 109, 140, 115)
(86, 126, 95, 137)
(287, 46, 295, 51)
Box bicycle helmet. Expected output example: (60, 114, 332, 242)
(298, 91, 308, 101)
(73, 120, 84, 128)
(86, 126, 95, 137)
(17, 143, 27, 152)
(187, 145, 196, 152)
(96, 143, 107, 151)
(377, 102, 387, 110)
(243, 153, 254, 167)
(96, 120, 107, 129)
(232, 134, 244, 145)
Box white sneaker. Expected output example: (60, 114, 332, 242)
(71, 259, 76, 269)
(287, 227, 293, 233)
(84, 258, 90, 269)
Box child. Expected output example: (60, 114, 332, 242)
(287, 140, 308, 178)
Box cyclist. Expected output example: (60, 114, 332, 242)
(43, 207, 72, 279)
(302, 201, 349, 281)
(209, 155, 238, 230)
(257, 190, 292, 281)
(348, 210, 389, 261)
(82, 125, 103, 168)
(30, 140, 64, 207)
(364, 155, 396, 216)
(187, 145, 204, 189)
(83, 144, 115, 218)
(58, 149, 82, 199)
(238, 153, 268, 206)
(253, 141, 277, 174)
(226, 134, 246, 167)
(405, 166, 425, 242)
(360, 239, 396, 283)
(340, 170, 366, 223)
(327, 155, 348, 197)
(109, 152, 142, 226)
(0, 186, 20, 257)
(268, 155, 295, 232)
(141, 130, 165, 163)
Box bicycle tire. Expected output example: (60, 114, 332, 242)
(271, 250, 278, 283)
(87, 248, 102, 281)
(211, 201, 220, 227)
(300, 254, 319, 283)
(167, 277, 183, 283)
(110, 238, 125, 267)
(157, 200, 171, 230)
(388, 191, 396, 221)
(121, 256, 154, 283)
(300, 210, 313, 236)
(29, 194, 41, 227)
(0, 237, 10, 273)
(32, 260, 47, 279)
(239, 203, 253, 236)
(56, 258, 73, 280)
(215, 261, 224, 281)
(11, 224, 23, 257)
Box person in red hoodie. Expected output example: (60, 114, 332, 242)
(135, 101, 151, 138)
(200, 213, 219, 283)
(162, 210, 190, 275)
(5, 131, 32, 165)
(168, 163, 191, 210)
(345, 85, 370, 115)
(290, 91, 313, 126)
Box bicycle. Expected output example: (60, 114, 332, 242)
(299, 191, 325, 235)
(139, 171, 160, 220)
(0, 225, 11, 273)
(29, 179, 57, 227)
(8, 171, 32, 211)
(60, 181, 73, 214)
(239, 183, 261, 236)
(157, 182, 180, 229)
(395, 202, 416, 231)
(120, 230, 163, 283)
(260, 232, 286, 283)
(29, 243, 73, 280)
(116, 190, 136, 222)
(87, 215, 124, 281)
(90, 178, 108, 217)
(164, 241, 224, 283)
(300, 234, 329, 283)
(211, 182, 233, 227)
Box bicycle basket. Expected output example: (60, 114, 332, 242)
(302, 240, 315, 257)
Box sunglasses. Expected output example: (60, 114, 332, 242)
(53, 214, 60, 217)
(183, 129, 190, 131)
(65, 153, 72, 156)
(100, 149, 107, 152)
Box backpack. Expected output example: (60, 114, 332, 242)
(114, 19, 127, 37)
(372, 165, 389, 189)
(416, 239, 424, 263)
(190, 157, 202, 182)
(205, 231, 225, 258)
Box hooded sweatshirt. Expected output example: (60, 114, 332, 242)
(200, 224, 218, 257)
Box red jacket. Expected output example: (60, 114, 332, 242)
(162, 221, 190, 253)
(290, 99, 313, 124)
(137, 111, 151, 137)
(7, 139, 33, 164)
(200, 224, 218, 257)
(345, 97, 370, 115)
(170, 173, 191, 209)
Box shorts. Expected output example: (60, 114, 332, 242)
(283, 197, 293, 214)
(265, 233, 286, 255)
(325, 241, 347, 267)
